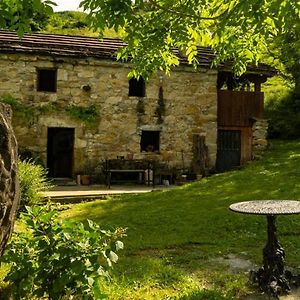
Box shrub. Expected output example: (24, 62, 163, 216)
(1, 204, 125, 300)
(265, 91, 300, 139)
(18, 159, 53, 208)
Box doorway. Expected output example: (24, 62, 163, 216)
(216, 130, 241, 172)
(47, 127, 74, 178)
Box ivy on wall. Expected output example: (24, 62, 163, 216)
(0, 95, 100, 127)
(155, 86, 165, 124)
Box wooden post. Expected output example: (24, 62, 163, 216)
(192, 134, 209, 176)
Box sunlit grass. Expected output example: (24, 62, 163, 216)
(59, 140, 300, 299)
(1, 140, 299, 299)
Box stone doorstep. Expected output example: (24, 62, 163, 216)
(41, 184, 175, 203)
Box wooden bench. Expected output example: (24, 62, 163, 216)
(105, 159, 154, 188)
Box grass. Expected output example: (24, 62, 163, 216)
(59, 139, 300, 299)
(1, 140, 299, 299)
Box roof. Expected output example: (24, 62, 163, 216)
(0, 30, 275, 76)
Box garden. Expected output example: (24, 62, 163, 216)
(1, 139, 300, 299)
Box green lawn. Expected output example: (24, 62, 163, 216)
(60, 140, 300, 299)
(1, 140, 299, 299)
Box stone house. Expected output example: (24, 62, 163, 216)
(0, 31, 275, 183)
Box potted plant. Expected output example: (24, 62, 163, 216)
(79, 160, 93, 185)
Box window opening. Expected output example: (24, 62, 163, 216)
(129, 77, 145, 97)
(140, 130, 160, 152)
(37, 69, 57, 92)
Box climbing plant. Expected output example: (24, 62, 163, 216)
(0, 95, 100, 127)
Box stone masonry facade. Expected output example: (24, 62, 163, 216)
(0, 53, 218, 177)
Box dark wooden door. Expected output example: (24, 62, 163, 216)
(47, 128, 74, 178)
(216, 130, 241, 172)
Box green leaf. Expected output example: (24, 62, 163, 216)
(93, 280, 107, 299)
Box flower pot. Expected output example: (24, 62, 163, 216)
(127, 153, 134, 160)
(81, 175, 91, 185)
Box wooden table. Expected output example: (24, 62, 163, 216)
(229, 200, 300, 298)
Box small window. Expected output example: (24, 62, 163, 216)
(140, 130, 160, 152)
(129, 77, 145, 97)
(37, 69, 57, 92)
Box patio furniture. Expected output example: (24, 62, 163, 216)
(105, 159, 154, 188)
(229, 200, 300, 298)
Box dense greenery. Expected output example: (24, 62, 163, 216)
(263, 77, 300, 139)
(1, 204, 125, 299)
(0, 94, 35, 122)
(57, 140, 300, 299)
(0, 95, 100, 127)
(44, 11, 96, 36)
(77, 0, 299, 78)
(265, 92, 300, 139)
(18, 159, 53, 209)
(0, 0, 54, 35)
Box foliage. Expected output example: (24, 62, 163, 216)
(0, 0, 54, 36)
(265, 91, 300, 139)
(78, 0, 300, 78)
(0, 94, 35, 123)
(66, 104, 99, 126)
(44, 10, 97, 36)
(1, 204, 125, 300)
(41, 11, 118, 37)
(0, 94, 99, 127)
(62, 140, 300, 299)
(18, 159, 53, 208)
(266, 18, 300, 90)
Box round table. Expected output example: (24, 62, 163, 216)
(229, 200, 300, 298)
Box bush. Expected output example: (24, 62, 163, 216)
(1, 204, 125, 300)
(265, 91, 300, 139)
(18, 159, 53, 208)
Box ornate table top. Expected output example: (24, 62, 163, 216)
(229, 200, 300, 215)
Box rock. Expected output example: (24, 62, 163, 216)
(0, 103, 20, 256)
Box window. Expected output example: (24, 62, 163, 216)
(129, 77, 145, 97)
(37, 69, 57, 92)
(140, 130, 160, 152)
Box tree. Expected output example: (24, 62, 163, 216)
(0, 0, 54, 256)
(0, 104, 20, 256)
(79, 0, 299, 78)
(0, 0, 54, 35)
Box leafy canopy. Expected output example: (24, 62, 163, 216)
(0, 0, 55, 36)
(79, 0, 300, 77)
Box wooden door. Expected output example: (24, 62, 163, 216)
(47, 127, 74, 178)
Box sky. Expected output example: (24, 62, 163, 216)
(52, 0, 83, 12)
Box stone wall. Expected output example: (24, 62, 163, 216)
(252, 118, 269, 159)
(0, 53, 218, 178)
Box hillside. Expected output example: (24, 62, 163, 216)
(63, 140, 300, 299)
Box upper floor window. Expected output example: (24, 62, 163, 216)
(129, 77, 145, 97)
(37, 68, 57, 92)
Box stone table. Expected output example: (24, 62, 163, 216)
(229, 200, 300, 298)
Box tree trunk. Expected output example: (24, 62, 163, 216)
(0, 103, 20, 256)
